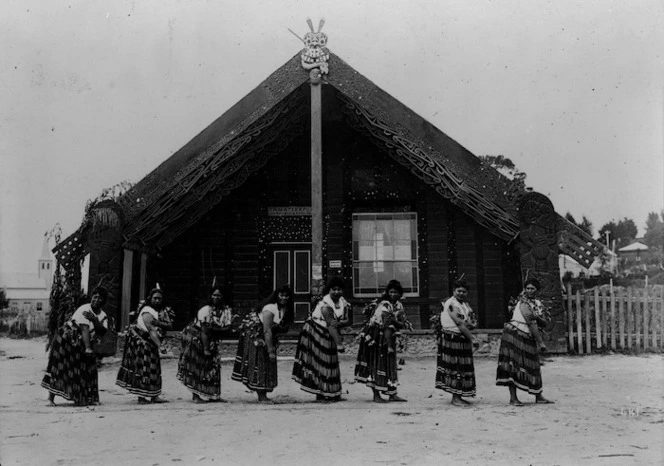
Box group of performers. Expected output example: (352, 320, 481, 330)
(41, 276, 554, 407)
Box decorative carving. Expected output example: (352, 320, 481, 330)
(298, 18, 329, 75)
(338, 93, 520, 242)
(518, 192, 566, 352)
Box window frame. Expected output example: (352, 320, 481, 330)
(351, 212, 420, 298)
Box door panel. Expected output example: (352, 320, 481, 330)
(272, 245, 311, 323)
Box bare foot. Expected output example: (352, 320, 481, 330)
(138, 397, 151, 404)
(151, 397, 169, 404)
(208, 398, 228, 403)
(46, 400, 56, 407)
(451, 398, 470, 407)
(192, 395, 206, 404)
(509, 399, 524, 406)
(389, 395, 408, 402)
(258, 397, 273, 404)
(536, 396, 554, 404)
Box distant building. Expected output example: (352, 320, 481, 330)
(559, 249, 618, 278)
(617, 241, 649, 264)
(0, 236, 53, 312)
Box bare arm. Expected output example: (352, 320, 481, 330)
(262, 311, 277, 361)
(447, 305, 475, 342)
(82, 310, 108, 337)
(79, 324, 94, 353)
(520, 303, 546, 351)
(141, 313, 162, 347)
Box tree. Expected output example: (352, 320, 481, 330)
(479, 155, 527, 204)
(0, 289, 8, 309)
(644, 211, 664, 249)
(565, 212, 594, 236)
(598, 217, 638, 248)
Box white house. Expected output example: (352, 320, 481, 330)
(0, 236, 53, 312)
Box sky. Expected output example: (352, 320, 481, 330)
(1, 0, 662, 276)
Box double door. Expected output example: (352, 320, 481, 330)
(272, 244, 311, 323)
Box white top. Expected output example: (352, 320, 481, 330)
(196, 305, 233, 328)
(510, 304, 531, 334)
(311, 294, 348, 328)
(70, 304, 108, 338)
(440, 297, 472, 334)
(260, 303, 283, 325)
(137, 306, 159, 332)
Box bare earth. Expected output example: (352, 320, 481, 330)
(1, 337, 662, 466)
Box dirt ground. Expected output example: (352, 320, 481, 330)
(0, 337, 662, 466)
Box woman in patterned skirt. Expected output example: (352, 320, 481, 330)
(434, 278, 478, 406)
(177, 285, 234, 403)
(292, 277, 350, 402)
(42, 287, 109, 406)
(116, 287, 171, 404)
(355, 280, 409, 403)
(496, 278, 554, 405)
(232, 284, 293, 402)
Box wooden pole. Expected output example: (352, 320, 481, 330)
(585, 293, 592, 354)
(576, 290, 583, 354)
(139, 253, 148, 301)
(594, 287, 601, 349)
(626, 288, 633, 350)
(618, 290, 625, 349)
(310, 71, 324, 295)
(643, 289, 649, 351)
(601, 288, 608, 348)
(121, 249, 134, 330)
(567, 283, 574, 351)
(610, 288, 616, 349)
(634, 289, 641, 350)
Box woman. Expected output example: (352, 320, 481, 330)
(355, 279, 409, 403)
(434, 278, 478, 406)
(116, 287, 171, 404)
(232, 284, 293, 402)
(496, 278, 554, 405)
(177, 286, 234, 403)
(42, 287, 109, 406)
(292, 277, 350, 402)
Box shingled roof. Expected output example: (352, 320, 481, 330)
(54, 50, 603, 267)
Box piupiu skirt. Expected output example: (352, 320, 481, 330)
(41, 324, 99, 406)
(291, 319, 342, 398)
(231, 333, 278, 392)
(176, 323, 222, 400)
(435, 331, 476, 397)
(116, 326, 162, 398)
(354, 324, 399, 395)
(496, 323, 543, 394)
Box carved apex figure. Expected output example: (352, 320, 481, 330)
(299, 18, 329, 76)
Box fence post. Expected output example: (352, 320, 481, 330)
(652, 294, 659, 350)
(643, 289, 649, 351)
(585, 292, 592, 354)
(594, 287, 601, 349)
(610, 288, 616, 350)
(601, 288, 608, 348)
(26, 314, 32, 334)
(627, 288, 633, 350)
(567, 284, 574, 351)
(619, 290, 625, 349)
(635, 289, 642, 351)
(576, 290, 583, 354)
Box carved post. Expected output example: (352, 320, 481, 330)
(86, 200, 125, 328)
(298, 18, 330, 297)
(518, 192, 566, 353)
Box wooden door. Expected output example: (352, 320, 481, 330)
(272, 244, 311, 323)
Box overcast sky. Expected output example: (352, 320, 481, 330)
(1, 0, 662, 276)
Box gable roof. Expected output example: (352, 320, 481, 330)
(618, 241, 649, 252)
(54, 49, 603, 267)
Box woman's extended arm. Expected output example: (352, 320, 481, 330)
(83, 310, 108, 337)
(79, 324, 94, 354)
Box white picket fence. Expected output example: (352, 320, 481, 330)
(0, 310, 49, 335)
(564, 285, 664, 354)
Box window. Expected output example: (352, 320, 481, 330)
(37, 302, 43, 311)
(352, 213, 419, 297)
